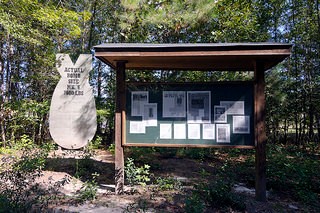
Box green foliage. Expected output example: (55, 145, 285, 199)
(2, 100, 50, 146)
(184, 193, 205, 213)
(41, 142, 58, 153)
(107, 143, 115, 155)
(180, 148, 212, 161)
(198, 179, 246, 211)
(0, 144, 66, 212)
(126, 147, 157, 164)
(187, 173, 245, 212)
(0, 0, 91, 147)
(0, 0, 82, 45)
(204, 144, 320, 210)
(0, 147, 13, 155)
(77, 172, 99, 202)
(13, 134, 35, 150)
(75, 154, 94, 179)
(156, 147, 177, 158)
(267, 144, 320, 207)
(125, 158, 151, 186)
(155, 176, 181, 191)
(119, 0, 267, 43)
(185, 150, 248, 211)
(89, 135, 102, 150)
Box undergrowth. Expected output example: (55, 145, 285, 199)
(124, 143, 319, 211)
(0, 136, 69, 212)
(267, 144, 320, 208)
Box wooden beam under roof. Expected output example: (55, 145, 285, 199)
(94, 43, 291, 71)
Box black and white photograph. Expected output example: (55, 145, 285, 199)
(214, 105, 227, 123)
(233, 116, 250, 134)
(202, 123, 215, 140)
(220, 101, 245, 115)
(131, 91, 149, 116)
(187, 91, 211, 123)
(163, 91, 186, 117)
(216, 124, 230, 143)
(143, 103, 157, 127)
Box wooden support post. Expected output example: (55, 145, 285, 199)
(254, 61, 267, 202)
(115, 61, 126, 195)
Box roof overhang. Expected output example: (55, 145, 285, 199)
(94, 43, 291, 71)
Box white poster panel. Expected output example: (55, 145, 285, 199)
(214, 105, 227, 123)
(187, 91, 211, 123)
(174, 123, 186, 139)
(129, 121, 146, 134)
(220, 101, 245, 115)
(163, 91, 186, 118)
(131, 91, 148, 116)
(233, 116, 250, 134)
(160, 123, 172, 139)
(143, 103, 157, 126)
(188, 124, 201, 139)
(216, 124, 230, 143)
(203, 124, 215, 140)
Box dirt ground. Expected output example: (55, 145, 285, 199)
(31, 149, 309, 213)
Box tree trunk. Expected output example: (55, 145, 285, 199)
(0, 39, 6, 147)
(316, 114, 320, 143)
(284, 118, 287, 144)
(308, 95, 314, 142)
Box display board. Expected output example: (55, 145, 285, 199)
(125, 82, 254, 147)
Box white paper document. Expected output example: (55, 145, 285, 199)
(214, 105, 227, 123)
(131, 91, 148, 116)
(220, 101, 245, 115)
(216, 124, 230, 143)
(188, 124, 201, 139)
(203, 124, 215, 140)
(174, 123, 186, 139)
(129, 121, 146, 134)
(233, 116, 250, 134)
(163, 91, 186, 117)
(143, 103, 157, 126)
(160, 123, 172, 139)
(187, 91, 211, 123)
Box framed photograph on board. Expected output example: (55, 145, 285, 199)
(214, 105, 227, 123)
(187, 91, 211, 123)
(216, 124, 230, 143)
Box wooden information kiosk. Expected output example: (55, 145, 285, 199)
(94, 43, 291, 201)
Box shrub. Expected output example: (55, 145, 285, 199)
(0, 143, 66, 212)
(107, 143, 115, 155)
(155, 176, 181, 191)
(77, 172, 99, 202)
(185, 192, 205, 213)
(125, 158, 151, 186)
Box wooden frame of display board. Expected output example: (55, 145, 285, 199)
(94, 43, 291, 201)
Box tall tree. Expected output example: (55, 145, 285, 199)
(0, 0, 84, 145)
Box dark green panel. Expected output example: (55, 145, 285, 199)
(126, 82, 254, 147)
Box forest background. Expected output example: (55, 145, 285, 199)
(0, 0, 319, 148)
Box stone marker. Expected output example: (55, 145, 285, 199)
(49, 54, 97, 149)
